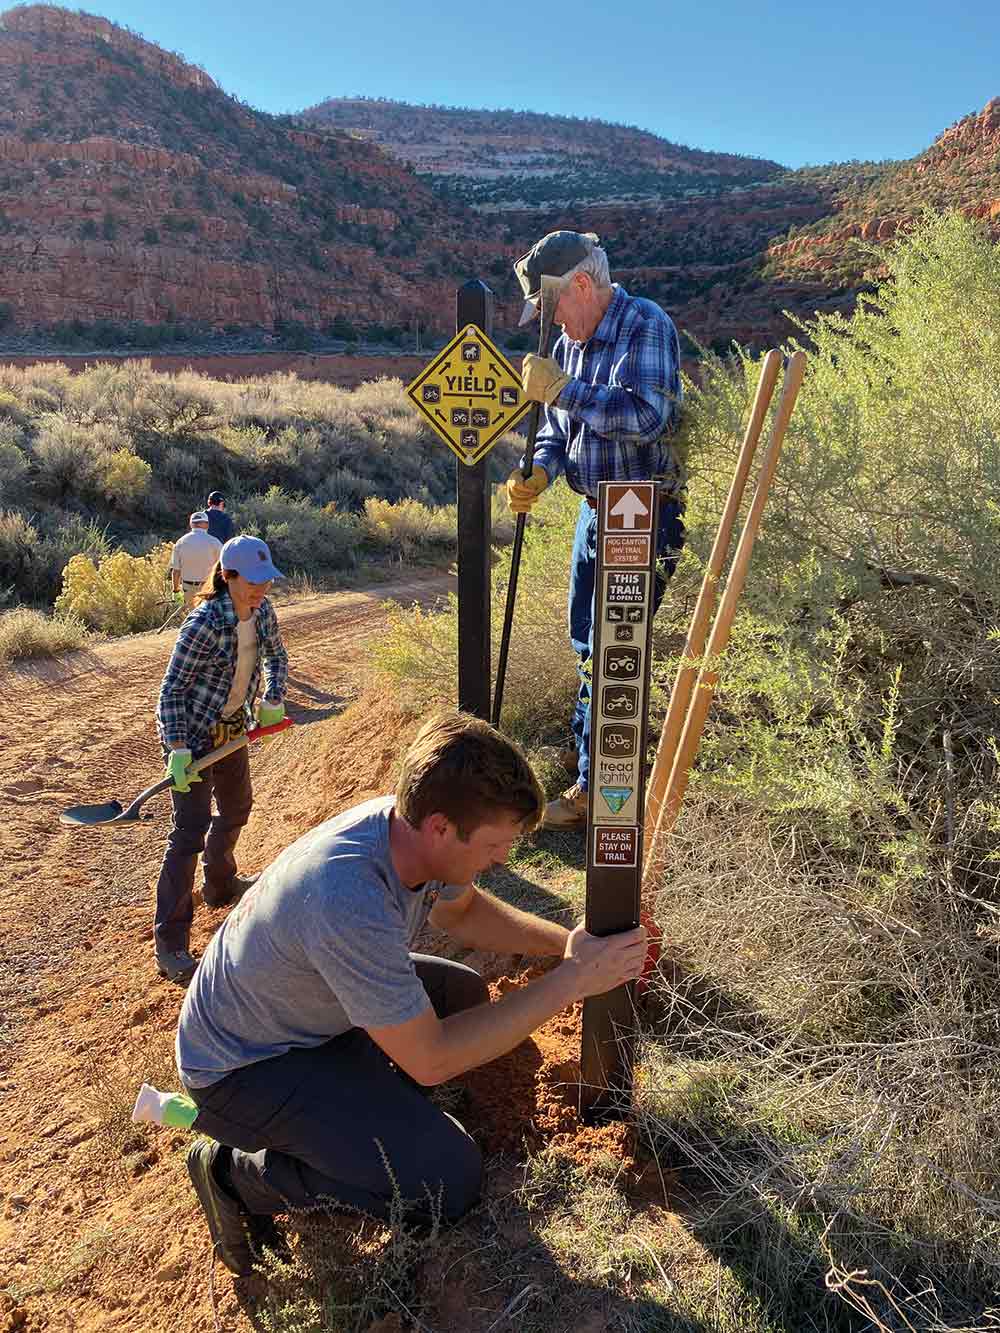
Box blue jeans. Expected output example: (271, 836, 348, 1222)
(569, 495, 685, 791)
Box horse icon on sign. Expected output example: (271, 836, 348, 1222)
(462, 343, 480, 362)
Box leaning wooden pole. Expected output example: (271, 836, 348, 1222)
(643, 349, 783, 871)
(646, 350, 807, 873)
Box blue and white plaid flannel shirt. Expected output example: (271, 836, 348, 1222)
(156, 593, 288, 757)
(530, 285, 683, 497)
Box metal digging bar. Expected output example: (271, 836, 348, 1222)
(644, 351, 806, 877)
(491, 274, 561, 729)
(59, 717, 294, 828)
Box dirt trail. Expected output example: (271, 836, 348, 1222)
(0, 574, 449, 1025)
(0, 572, 449, 1331)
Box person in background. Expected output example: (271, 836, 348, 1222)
(176, 711, 647, 1276)
(205, 491, 235, 545)
(153, 535, 288, 986)
(171, 511, 222, 610)
(507, 230, 685, 830)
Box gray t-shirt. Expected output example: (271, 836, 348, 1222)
(176, 796, 465, 1088)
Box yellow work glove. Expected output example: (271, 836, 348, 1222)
(506, 465, 549, 515)
(522, 353, 570, 406)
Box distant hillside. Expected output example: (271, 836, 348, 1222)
(0, 5, 509, 338)
(300, 98, 786, 209)
(766, 100, 1000, 284)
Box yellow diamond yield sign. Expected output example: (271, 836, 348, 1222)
(406, 324, 531, 466)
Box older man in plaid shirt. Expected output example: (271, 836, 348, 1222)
(507, 231, 685, 829)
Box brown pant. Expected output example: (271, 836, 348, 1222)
(154, 746, 252, 953)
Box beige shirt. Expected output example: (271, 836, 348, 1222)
(171, 529, 222, 585)
(221, 614, 258, 719)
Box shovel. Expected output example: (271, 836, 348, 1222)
(59, 717, 294, 828)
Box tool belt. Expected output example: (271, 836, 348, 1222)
(211, 713, 247, 748)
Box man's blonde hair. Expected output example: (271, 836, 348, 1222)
(396, 711, 544, 839)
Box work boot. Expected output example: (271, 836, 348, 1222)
(187, 1141, 257, 1276)
(203, 874, 259, 910)
(542, 782, 589, 831)
(155, 947, 197, 986)
(537, 745, 582, 777)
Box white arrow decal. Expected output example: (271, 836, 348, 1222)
(610, 489, 649, 529)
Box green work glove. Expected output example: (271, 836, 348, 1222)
(257, 700, 285, 743)
(165, 748, 201, 794)
(522, 353, 570, 406)
(506, 464, 549, 514)
(173, 590, 184, 605)
(258, 700, 285, 729)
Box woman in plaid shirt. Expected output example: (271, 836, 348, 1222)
(153, 535, 289, 985)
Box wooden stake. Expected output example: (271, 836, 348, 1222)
(646, 350, 807, 871)
(643, 348, 783, 869)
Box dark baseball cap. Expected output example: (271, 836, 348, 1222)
(207, 491, 225, 505)
(514, 230, 599, 325)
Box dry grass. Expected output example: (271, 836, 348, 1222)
(0, 605, 88, 663)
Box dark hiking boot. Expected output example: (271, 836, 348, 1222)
(203, 874, 259, 909)
(155, 948, 197, 986)
(187, 1140, 256, 1276)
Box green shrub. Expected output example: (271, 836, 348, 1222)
(0, 433, 29, 501)
(238, 486, 359, 575)
(360, 497, 456, 561)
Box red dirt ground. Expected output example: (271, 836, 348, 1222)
(0, 574, 667, 1331)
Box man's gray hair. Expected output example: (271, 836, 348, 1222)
(567, 243, 611, 291)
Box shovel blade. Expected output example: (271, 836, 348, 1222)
(59, 800, 132, 827)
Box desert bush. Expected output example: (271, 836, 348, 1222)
(55, 543, 171, 635)
(101, 448, 152, 507)
(238, 486, 359, 576)
(0, 508, 39, 598)
(360, 496, 456, 562)
(0, 432, 29, 501)
(0, 606, 87, 664)
(29, 417, 133, 504)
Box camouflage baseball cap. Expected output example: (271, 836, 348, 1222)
(514, 230, 599, 325)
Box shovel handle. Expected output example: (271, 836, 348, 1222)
(135, 718, 295, 810)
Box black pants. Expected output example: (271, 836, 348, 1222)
(188, 955, 488, 1223)
(153, 745, 252, 953)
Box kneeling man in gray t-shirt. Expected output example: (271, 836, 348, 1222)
(179, 710, 647, 1275)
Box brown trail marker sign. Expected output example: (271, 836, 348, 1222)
(579, 479, 659, 1124)
(405, 282, 531, 719)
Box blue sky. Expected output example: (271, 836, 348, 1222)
(82, 0, 999, 168)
